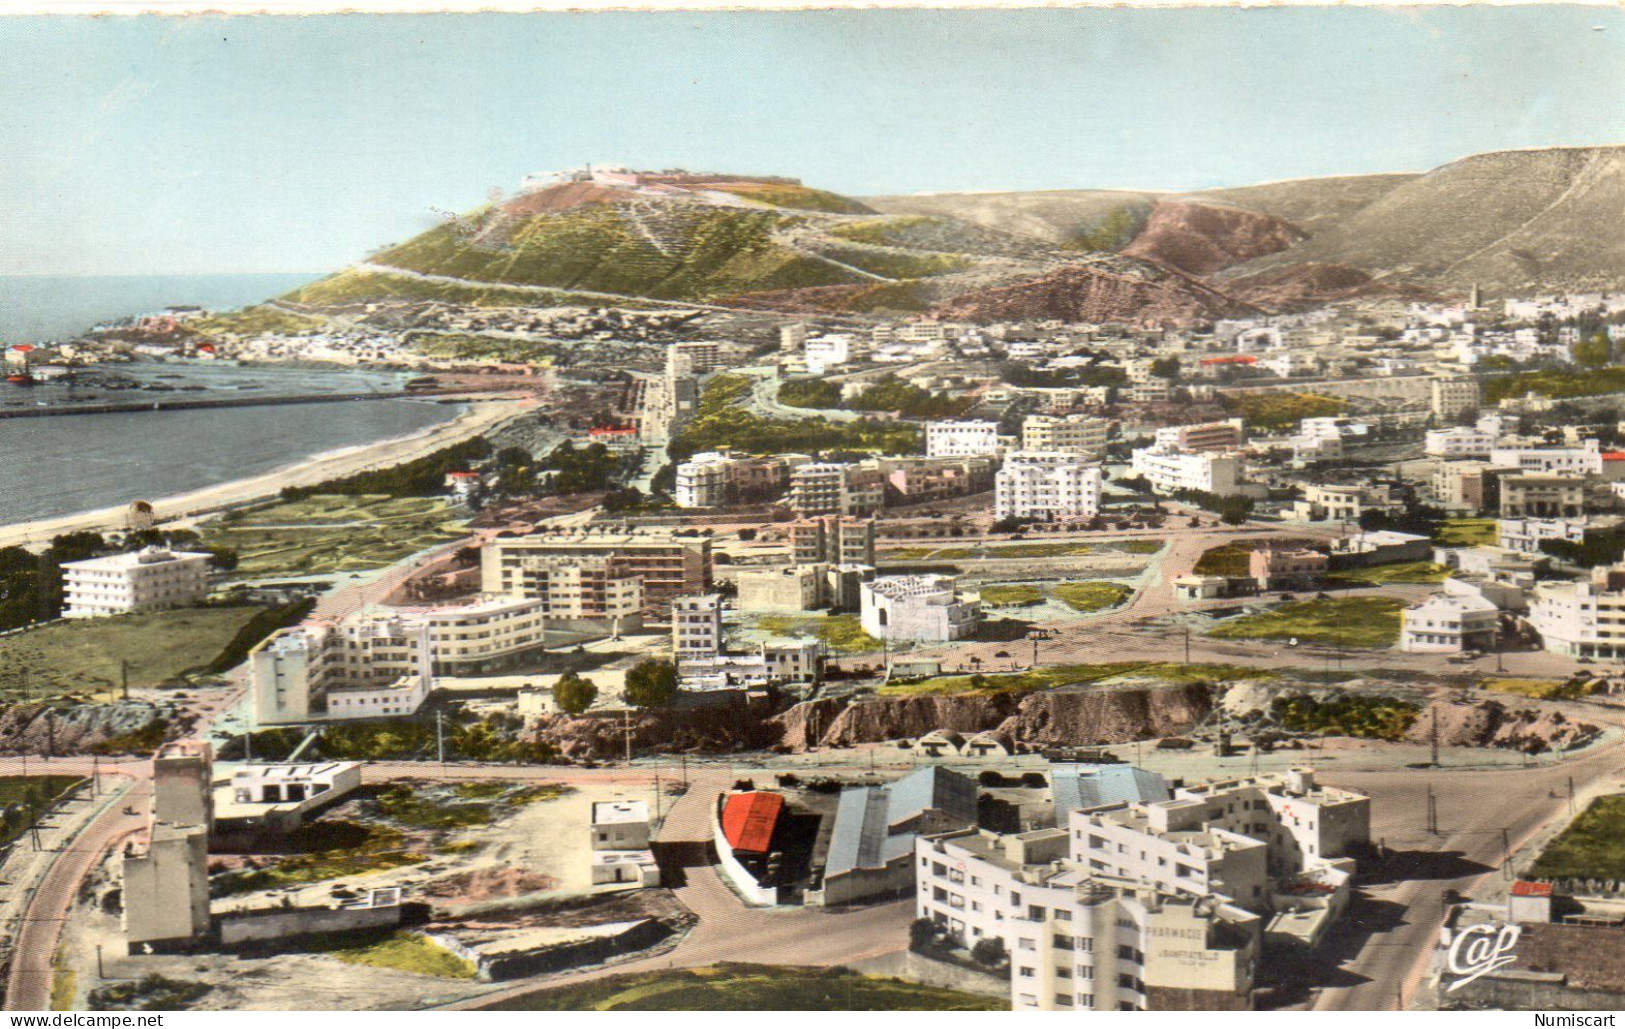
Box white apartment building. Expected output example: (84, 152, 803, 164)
(804, 333, 865, 373)
(1425, 426, 1496, 459)
(916, 829, 1260, 1012)
(672, 593, 723, 664)
(1021, 414, 1110, 457)
(1498, 517, 1589, 555)
(62, 547, 212, 618)
(860, 575, 980, 643)
(787, 462, 883, 517)
(250, 617, 433, 727)
(673, 451, 732, 508)
(1489, 440, 1603, 477)
(1400, 592, 1498, 653)
(995, 451, 1103, 522)
(1130, 446, 1244, 496)
(926, 420, 1001, 459)
(1529, 564, 1625, 659)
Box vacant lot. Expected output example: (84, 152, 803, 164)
(755, 613, 881, 654)
(1530, 795, 1625, 880)
(1329, 561, 1451, 586)
(492, 963, 1004, 1011)
(1482, 677, 1597, 701)
(1052, 581, 1132, 612)
(1435, 519, 1497, 548)
(1209, 596, 1404, 649)
(202, 494, 467, 578)
(0, 607, 264, 699)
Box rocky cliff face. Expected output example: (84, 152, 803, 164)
(1221, 262, 1445, 312)
(1120, 200, 1304, 276)
(773, 683, 1214, 751)
(1402, 698, 1601, 753)
(931, 263, 1261, 327)
(0, 700, 190, 756)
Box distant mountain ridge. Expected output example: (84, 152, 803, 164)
(294, 147, 1625, 326)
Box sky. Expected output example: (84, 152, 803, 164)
(1, 5, 1622, 276)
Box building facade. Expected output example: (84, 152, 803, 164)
(62, 547, 212, 618)
(995, 452, 1104, 522)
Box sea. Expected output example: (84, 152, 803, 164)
(0, 274, 466, 528)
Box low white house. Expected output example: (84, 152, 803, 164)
(1400, 593, 1498, 653)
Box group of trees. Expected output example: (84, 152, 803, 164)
(553, 659, 677, 716)
(282, 438, 494, 500)
(998, 360, 1127, 390)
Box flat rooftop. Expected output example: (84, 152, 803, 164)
(592, 800, 650, 825)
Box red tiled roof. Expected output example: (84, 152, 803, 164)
(1199, 355, 1256, 365)
(1511, 880, 1553, 897)
(720, 791, 783, 854)
(1603, 452, 1625, 462)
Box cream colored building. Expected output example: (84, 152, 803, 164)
(122, 823, 211, 951)
(995, 451, 1103, 522)
(1530, 564, 1625, 658)
(480, 531, 703, 618)
(1021, 414, 1109, 457)
(63, 546, 211, 618)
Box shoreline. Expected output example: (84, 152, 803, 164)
(0, 393, 532, 549)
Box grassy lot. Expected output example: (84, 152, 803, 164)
(1434, 518, 1498, 547)
(331, 932, 476, 979)
(1530, 795, 1625, 880)
(88, 975, 212, 1012)
(980, 584, 1044, 607)
(1193, 542, 1257, 577)
(211, 821, 427, 897)
(1053, 581, 1132, 613)
(1481, 677, 1599, 701)
(757, 613, 882, 654)
(1484, 367, 1625, 403)
(1209, 596, 1405, 649)
(1220, 391, 1344, 431)
(882, 541, 1096, 561)
(202, 494, 467, 578)
(492, 963, 1004, 1011)
(190, 305, 327, 337)
(0, 607, 265, 700)
(373, 781, 568, 830)
(881, 661, 1267, 697)
(1329, 561, 1452, 586)
(1272, 693, 1419, 741)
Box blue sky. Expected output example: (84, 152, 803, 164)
(1, 6, 1621, 276)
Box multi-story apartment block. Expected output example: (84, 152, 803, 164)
(62, 546, 212, 618)
(480, 531, 711, 618)
(1431, 376, 1482, 420)
(788, 516, 876, 567)
(916, 828, 1260, 1011)
(1530, 564, 1625, 658)
(1130, 446, 1244, 496)
(926, 420, 1001, 459)
(1021, 414, 1110, 457)
(250, 616, 434, 727)
(1425, 426, 1496, 459)
(673, 451, 800, 508)
(883, 457, 997, 505)
(1432, 461, 1500, 514)
(1292, 483, 1403, 523)
(860, 575, 980, 643)
(994, 451, 1103, 522)
(1400, 592, 1498, 653)
(672, 593, 724, 664)
(1153, 418, 1244, 453)
(1248, 546, 1327, 591)
(804, 333, 867, 373)
(673, 451, 732, 509)
(1489, 440, 1602, 477)
(787, 462, 884, 517)
(1498, 517, 1590, 555)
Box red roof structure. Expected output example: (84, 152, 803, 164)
(720, 791, 783, 855)
(1511, 880, 1554, 897)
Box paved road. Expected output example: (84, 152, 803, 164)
(3, 772, 148, 1011)
(1306, 736, 1625, 1010)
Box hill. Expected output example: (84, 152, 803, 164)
(1118, 200, 1304, 276)
(931, 261, 1263, 326)
(1217, 146, 1625, 297)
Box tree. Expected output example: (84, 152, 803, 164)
(1572, 331, 1612, 368)
(909, 917, 939, 952)
(624, 658, 678, 709)
(971, 937, 1007, 967)
(554, 670, 598, 716)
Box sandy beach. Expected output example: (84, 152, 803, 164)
(0, 393, 532, 549)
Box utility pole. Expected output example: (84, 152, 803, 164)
(121, 659, 129, 701)
(1183, 627, 1191, 667)
(1430, 707, 1440, 768)
(624, 708, 633, 766)
(436, 709, 445, 765)
(1501, 827, 1513, 879)
(95, 944, 105, 980)
(654, 768, 661, 821)
(1568, 776, 1576, 816)
(1426, 786, 1439, 836)
(92, 753, 100, 797)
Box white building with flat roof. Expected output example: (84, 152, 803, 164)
(926, 420, 1000, 459)
(995, 452, 1103, 522)
(672, 593, 723, 664)
(1529, 564, 1625, 659)
(860, 575, 980, 643)
(1130, 446, 1244, 496)
(1021, 414, 1109, 457)
(1400, 592, 1498, 653)
(63, 547, 212, 618)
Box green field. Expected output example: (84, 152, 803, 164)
(675, 375, 921, 459)
(1482, 677, 1599, 701)
(756, 613, 881, 654)
(0, 607, 265, 699)
(202, 494, 467, 578)
(490, 963, 1004, 1011)
(979, 584, 1043, 607)
(1209, 596, 1404, 649)
(1484, 367, 1625, 403)
(1220, 391, 1345, 431)
(0, 777, 82, 849)
(881, 661, 1266, 697)
(1530, 795, 1625, 880)
(1052, 581, 1132, 613)
(1193, 542, 1257, 577)
(1435, 519, 1498, 547)
(1328, 561, 1452, 586)
(331, 932, 476, 979)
